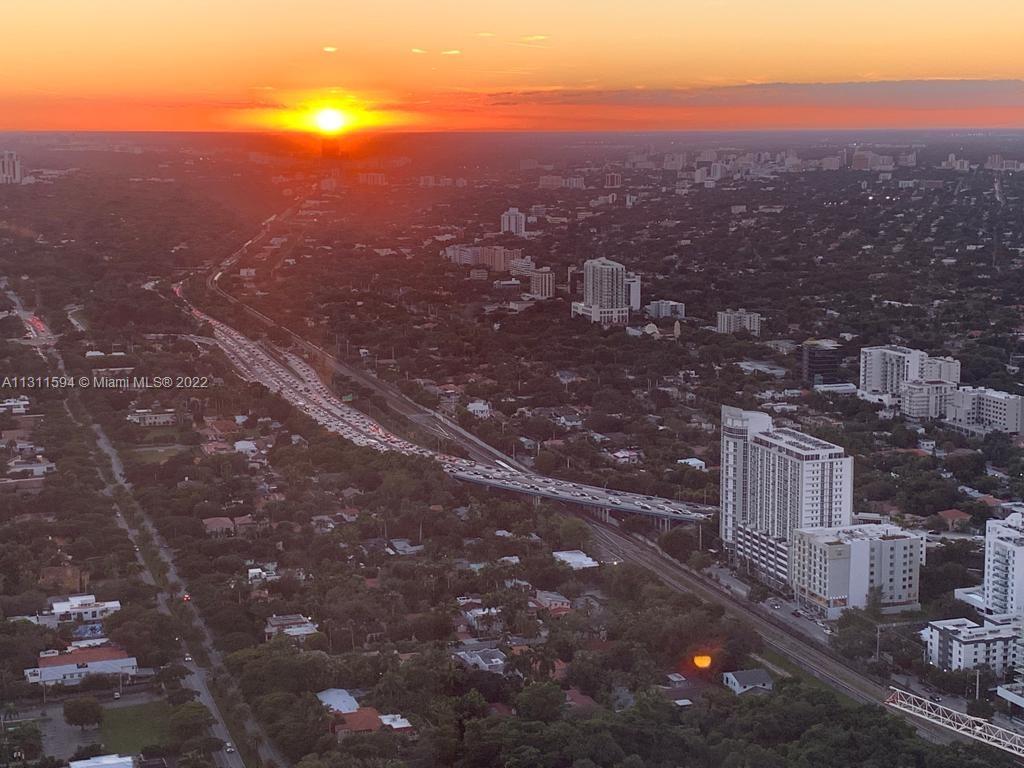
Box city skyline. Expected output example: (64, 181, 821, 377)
(5, 1, 1024, 132)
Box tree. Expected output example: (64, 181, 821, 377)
(63, 697, 104, 730)
(514, 682, 565, 722)
(169, 701, 215, 744)
(747, 583, 770, 604)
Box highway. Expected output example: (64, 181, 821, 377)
(184, 299, 713, 522)
(584, 520, 963, 746)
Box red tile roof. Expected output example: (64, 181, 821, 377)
(338, 707, 381, 733)
(39, 646, 129, 667)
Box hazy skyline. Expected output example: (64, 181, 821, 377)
(6, 0, 1024, 132)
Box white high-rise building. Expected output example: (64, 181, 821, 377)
(789, 524, 924, 619)
(925, 616, 1019, 675)
(720, 406, 853, 588)
(0, 151, 23, 185)
(720, 407, 775, 548)
(500, 207, 526, 237)
(645, 299, 686, 320)
(945, 387, 1024, 436)
(716, 309, 761, 337)
(901, 380, 956, 420)
(923, 356, 961, 383)
(983, 514, 1024, 616)
(528, 267, 555, 299)
(859, 345, 928, 398)
(570, 257, 630, 325)
(859, 347, 961, 402)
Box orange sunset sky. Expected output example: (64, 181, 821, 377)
(5, 0, 1024, 133)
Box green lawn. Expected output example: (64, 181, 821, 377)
(101, 701, 172, 754)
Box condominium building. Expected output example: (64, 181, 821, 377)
(901, 380, 956, 420)
(720, 406, 853, 588)
(789, 524, 924, 619)
(0, 151, 23, 185)
(644, 299, 686, 320)
(570, 257, 631, 325)
(716, 309, 762, 337)
(923, 356, 961, 382)
(720, 407, 775, 547)
(859, 345, 928, 398)
(859, 346, 960, 403)
(500, 207, 526, 237)
(509, 256, 537, 277)
(479, 245, 523, 272)
(982, 514, 1024, 616)
(528, 267, 555, 299)
(945, 387, 1024, 436)
(443, 244, 481, 266)
(924, 616, 1019, 675)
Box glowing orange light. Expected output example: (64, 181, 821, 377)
(692, 654, 712, 669)
(314, 108, 347, 134)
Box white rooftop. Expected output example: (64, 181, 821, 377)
(553, 550, 599, 570)
(316, 688, 359, 714)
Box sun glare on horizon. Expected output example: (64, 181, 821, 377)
(314, 107, 347, 134)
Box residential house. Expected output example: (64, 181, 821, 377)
(722, 669, 774, 696)
(453, 648, 508, 674)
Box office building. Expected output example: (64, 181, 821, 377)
(720, 406, 853, 588)
(645, 299, 686, 320)
(529, 267, 555, 299)
(0, 151, 22, 185)
(801, 339, 842, 386)
(924, 616, 1018, 675)
(717, 309, 762, 337)
(570, 257, 631, 325)
(500, 207, 526, 237)
(625, 273, 642, 311)
(900, 380, 956, 420)
(945, 387, 1024, 436)
(605, 172, 622, 188)
(24, 645, 138, 686)
(789, 524, 924, 619)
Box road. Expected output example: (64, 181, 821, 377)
(3, 282, 58, 352)
(91, 423, 286, 768)
(186, 301, 712, 523)
(200, 214, 527, 472)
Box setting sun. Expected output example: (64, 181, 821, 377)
(314, 108, 347, 134)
